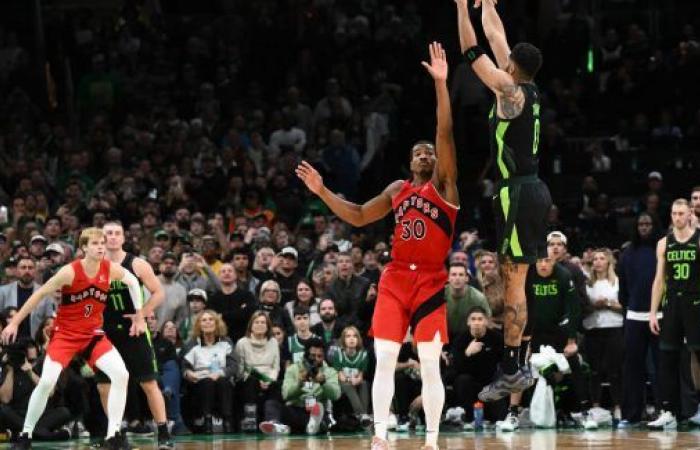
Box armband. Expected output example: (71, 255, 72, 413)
(464, 45, 486, 65)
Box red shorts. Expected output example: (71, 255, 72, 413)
(46, 331, 114, 368)
(369, 262, 448, 344)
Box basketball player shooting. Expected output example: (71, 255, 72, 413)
(455, 0, 551, 401)
(296, 42, 458, 450)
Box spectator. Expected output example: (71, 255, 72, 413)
(547, 231, 588, 327)
(181, 310, 237, 434)
(445, 262, 491, 342)
(151, 318, 188, 435)
(448, 306, 504, 425)
(208, 263, 257, 344)
(331, 326, 371, 426)
(252, 247, 275, 282)
(0, 257, 54, 339)
(179, 289, 208, 340)
(583, 248, 624, 420)
(284, 306, 319, 366)
(324, 252, 369, 326)
(273, 247, 303, 304)
(284, 280, 322, 327)
(175, 252, 221, 294)
(257, 278, 291, 327)
(229, 248, 260, 296)
(311, 298, 344, 347)
(235, 311, 281, 432)
(155, 253, 188, 329)
(475, 250, 505, 329)
(276, 337, 340, 435)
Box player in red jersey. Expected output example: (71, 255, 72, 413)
(296, 43, 457, 450)
(1, 228, 146, 450)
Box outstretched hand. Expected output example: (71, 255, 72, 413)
(295, 161, 324, 195)
(421, 42, 448, 81)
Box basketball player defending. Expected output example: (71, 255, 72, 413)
(101, 222, 173, 449)
(2, 228, 145, 450)
(455, 0, 551, 400)
(297, 43, 458, 450)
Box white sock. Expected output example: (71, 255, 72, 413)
(23, 356, 64, 437)
(371, 338, 400, 440)
(418, 334, 444, 449)
(95, 349, 130, 439)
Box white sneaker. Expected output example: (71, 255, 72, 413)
(259, 421, 290, 435)
(689, 406, 700, 426)
(387, 414, 398, 431)
(496, 412, 519, 432)
(306, 403, 325, 434)
(647, 411, 677, 430)
(581, 412, 598, 430)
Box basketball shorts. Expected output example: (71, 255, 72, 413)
(369, 261, 448, 344)
(95, 326, 159, 383)
(46, 331, 114, 369)
(660, 294, 700, 350)
(493, 176, 552, 264)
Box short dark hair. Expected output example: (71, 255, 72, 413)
(692, 186, 700, 195)
(304, 337, 326, 354)
(467, 305, 488, 318)
(449, 262, 468, 272)
(510, 43, 542, 80)
(293, 305, 310, 318)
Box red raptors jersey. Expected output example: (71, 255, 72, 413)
(55, 259, 111, 337)
(391, 180, 459, 266)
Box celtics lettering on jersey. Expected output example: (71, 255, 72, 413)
(665, 229, 700, 297)
(534, 282, 558, 296)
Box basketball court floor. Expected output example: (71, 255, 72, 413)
(13, 430, 700, 449)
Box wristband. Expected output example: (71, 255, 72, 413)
(464, 45, 486, 64)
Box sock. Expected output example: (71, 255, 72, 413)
(95, 350, 129, 439)
(23, 356, 64, 438)
(157, 422, 170, 438)
(503, 345, 520, 375)
(418, 336, 444, 450)
(519, 341, 530, 367)
(372, 339, 401, 440)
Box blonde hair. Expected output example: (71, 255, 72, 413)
(587, 248, 617, 287)
(79, 227, 105, 249)
(259, 279, 281, 303)
(339, 326, 364, 351)
(191, 309, 228, 339)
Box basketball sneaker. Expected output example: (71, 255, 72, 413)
(647, 411, 677, 430)
(370, 436, 389, 450)
(479, 368, 534, 402)
(306, 403, 325, 435)
(259, 421, 290, 435)
(496, 411, 519, 432)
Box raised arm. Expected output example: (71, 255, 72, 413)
(421, 42, 459, 206)
(296, 161, 400, 227)
(1, 265, 72, 344)
(455, 0, 514, 96)
(480, 0, 510, 69)
(649, 238, 666, 335)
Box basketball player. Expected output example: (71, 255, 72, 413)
(455, 0, 551, 400)
(296, 42, 457, 450)
(648, 199, 700, 429)
(1, 228, 145, 450)
(101, 222, 173, 449)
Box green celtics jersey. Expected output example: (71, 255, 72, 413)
(665, 229, 700, 300)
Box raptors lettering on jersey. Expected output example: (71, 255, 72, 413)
(55, 259, 111, 336)
(391, 180, 458, 265)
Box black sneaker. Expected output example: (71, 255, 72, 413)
(157, 435, 174, 450)
(10, 433, 30, 450)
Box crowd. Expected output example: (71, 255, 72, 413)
(0, 0, 698, 441)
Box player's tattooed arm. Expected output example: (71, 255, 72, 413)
(498, 84, 525, 119)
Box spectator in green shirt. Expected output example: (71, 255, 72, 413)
(445, 262, 491, 342)
(331, 326, 371, 425)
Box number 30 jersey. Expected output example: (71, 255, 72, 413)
(56, 259, 111, 337)
(104, 253, 141, 334)
(664, 228, 700, 300)
(391, 180, 459, 266)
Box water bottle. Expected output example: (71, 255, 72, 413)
(210, 354, 220, 374)
(0, 206, 7, 225)
(473, 401, 484, 430)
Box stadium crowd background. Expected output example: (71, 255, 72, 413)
(0, 0, 698, 439)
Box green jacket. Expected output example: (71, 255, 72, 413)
(446, 285, 491, 338)
(282, 361, 341, 408)
(526, 263, 580, 338)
